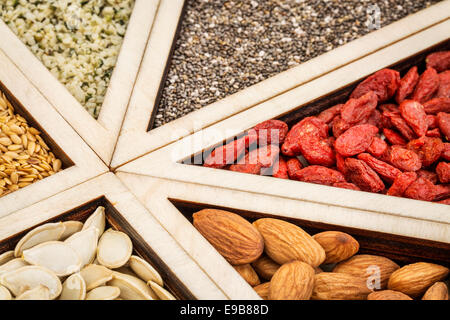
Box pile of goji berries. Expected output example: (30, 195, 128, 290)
(203, 50, 450, 204)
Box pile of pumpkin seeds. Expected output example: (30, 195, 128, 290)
(0, 206, 176, 300)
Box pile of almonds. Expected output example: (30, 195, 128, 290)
(193, 209, 449, 300)
(0, 90, 62, 196)
(0, 207, 176, 300)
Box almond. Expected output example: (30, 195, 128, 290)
(388, 262, 449, 298)
(312, 272, 373, 300)
(312, 231, 359, 264)
(367, 290, 412, 300)
(269, 261, 315, 300)
(253, 282, 270, 300)
(333, 254, 400, 289)
(251, 255, 280, 280)
(253, 218, 325, 267)
(193, 209, 264, 265)
(233, 264, 260, 287)
(422, 282, 449, 300)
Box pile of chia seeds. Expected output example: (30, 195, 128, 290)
(153, 0, 441, 128)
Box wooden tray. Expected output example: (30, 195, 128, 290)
(116, 174, 450, 300)
(0, 49, 107, 217)
(111, 0, 450, 168)
(117, 20, 450, 235)
(0, 0, 160, 164)
(0, 173, 226, 300)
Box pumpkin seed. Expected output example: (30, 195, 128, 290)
(15, 285, 51, 300)
(79, 264, 113, 291)
(0, 266, 62, 298)
(22, 241, 82, 276)
(59, 221, 83, 240)
(59, 273, 86, 300)
(0, 258, 28, 275)
(86, 286, 120, 300)
(97, 229, 132, 269)
(107, 271, 157, 300)
(14, 222, 66, 257)
(65, 227, 98, 267)
(129, 255, 163, 286)
(82, 206, 105, 238)
(0, 285, 11, 300)
(148, 281, 176, 300)
(0, 251, 14, 266)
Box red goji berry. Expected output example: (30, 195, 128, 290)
(253, 119, 289, 145)
(335, 124, 378, 157)
(436, 162, 450, 184)
(383, 128, 407, 146)
(289, 165, 345, 186)
(317, 104, 344, 124)
(396, 66, 419, 104)
(332, 182, 361, 191)
(417, 169, 438, 184)
(286, 157, 303, 179)
(341, 91, 378, 124)
(350, 69, 400, 102)
(437, 112, 450, 140)
(437, 70, 450, 98)
(331, 116, 351, 138)
(412, 67, 440, 104)
(229, 161, 262, 175)
(407, 137, 444, 167)
(437, 198, 450, 205)
(426, 128, 441, 138)
(387, 172, 417, 197)
(404, 177, 436, 201)
(399, 100, 428, 137)
(244, 145, 280, 168)
(357, 153, 401, 183)
(281, 117, 328, 156)
(204, 136, 247, 168)
(379, 104, 399, 113)
(367, 136, 388, 157)
(388, 145, 422, 171)
(299, 136, 336, 167)
(442, 143, 450, 161)
(422, 97, 450, 114)
(271, 156, 289, 179)
(434, 184, 450, 201)
(344, 158, 385, 193)
(426, 115, 438, 129)
(385, 111, 416, 141)
(365, 109, 383, 129)
(426, 51, 450, 73)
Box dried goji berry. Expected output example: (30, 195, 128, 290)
(404, 177, 436, 201)
(436, 162, 450, 183)
(332, 182, 361, 191)
(299, 136, 336, 167)
(388, 145, 422, 171)
(385, 111, 416, 141)
(335, 124, 378, 157)
(289, 165, 345, 186)
(204, 137, 247, 168)
(253, 119, 289, 145)
(367, 136, 388, 157)
(379, 104, 399, 113)
(442, 143, 450, 161)
(317, 104, 344, 124)
(387, 172, 417, 197)
(426, 51, 450, 73)
(437, 70, 450, 98)
(399, 100, 428, 137)
(271, 156, 289, 179)
(396, 66, 419, 104)
(407, 137, 444, 167)
(437, 198, 450, 205)
(383, 128, 407, 146)
(412, 67, 440, 104)
(437, 112, 450, 140)
(335, 153, 346, 174)
(281, 117, 328, 156)
(229, 161, 261, 175)
(350, 69, 400, 102)
(286, 157, 303, 179)
(434, 184, 450, 201)
(426, 115, 438, 129)
(357, 153, 401, 183)
(360, 109, 383, 129)
(244, 145, 280, 168)
(344, 158, 385, 193)
(422, 97, 450, 114)
(426, 128, 441, 138)
(341, 91, 378, 124)
(331, 116, 351, 138)
(417, 169, 438, 184)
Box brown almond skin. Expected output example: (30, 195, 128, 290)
(313, 231, 359, 264)
(269, 261, 315, 300)
(233, 264, 260, 287)
(253, 282, 270, 300)
(388, 262, 449, 298)
(422, 282, 449, 300)
(333, 254, 400, 289)
(251, 255, 280, 281)
(193, 209, 264, 265)
(253, 218, 325, 267)
(312, 272, 373, 300)
(367, 290, 413, 300)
